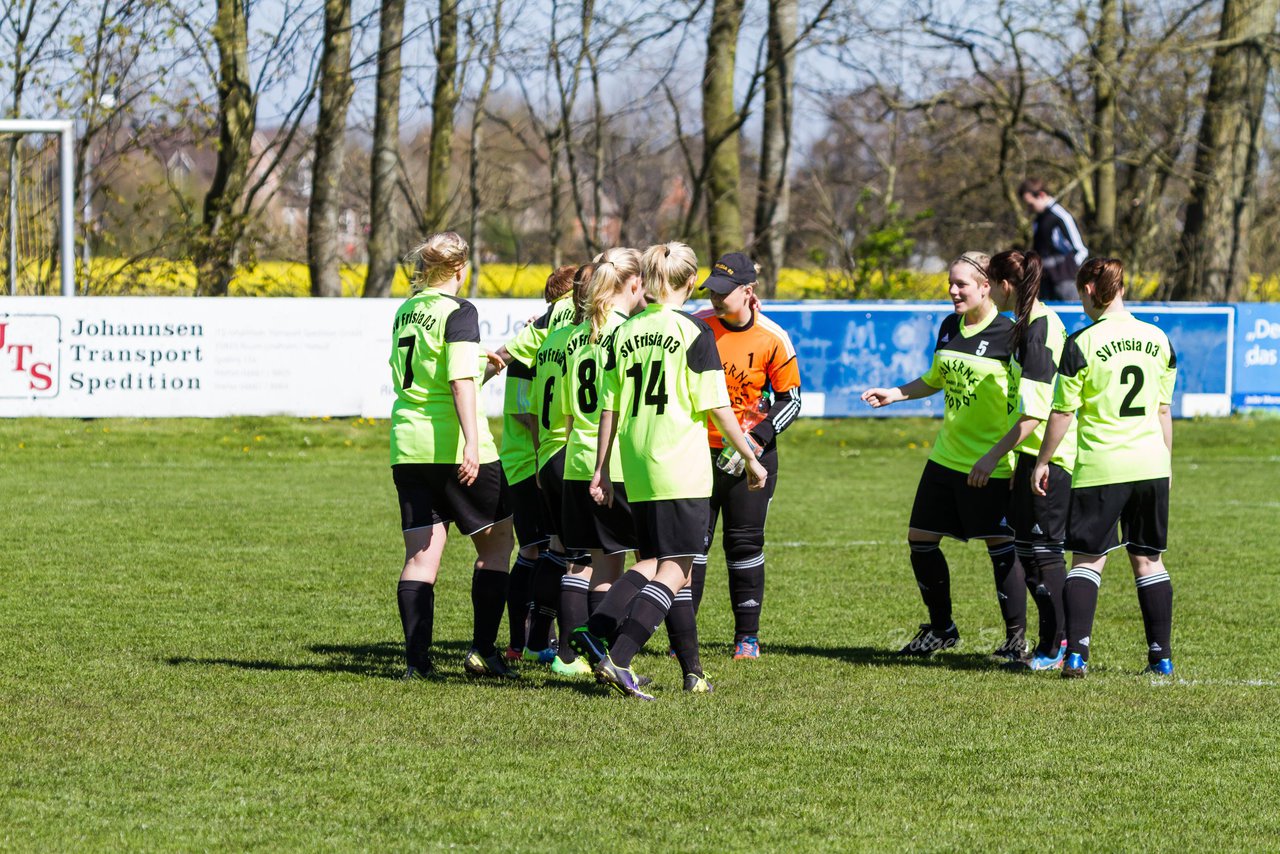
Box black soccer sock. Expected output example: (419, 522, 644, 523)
(397, 580, 435, 669)
(727, 554, 765, 641)
(527, 551, 566, 650)
(506, 553, 536, 651)
(587, 587, 607, 615)
(611, 582, 676, 668)
(988, 542, 1027, 642)
(908, 540, 952, 629)
(1024, 543, 1067, 655)
(470, 569, 508, 657)
(690, 556, 708, 614)
(1135, 570, 1173, 664)
(558, 573, 590, 664)
(1064, 566, 1102, 661)
(586, 569, 648, 639)
(664, 588, 702, 677)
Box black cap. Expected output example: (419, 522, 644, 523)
(701, 252, 756, 294)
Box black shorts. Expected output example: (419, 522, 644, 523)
(561, 479, 637, 555)
(632, 498, 711, 561)
(1010, 453, 1070, 544)
(707, 444, 778, 554)
(908, 459, 1013, 541)
(537, 448, 567, 540)
(392, 461, 510, 536)
(508, 474, 549, 549)
(1067, 477, 1169, 557)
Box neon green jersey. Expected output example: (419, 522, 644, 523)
(920, 308, 1016, 478)
(531, 324, 574, 470)
(499, 295, 576, 482)
(1053, 311, 1177, 488)
(505, 294, 576, 367)
(389, 290, 498, 465)
(1008, 303, 1077, 472)
(601, 304, 730, 501)
(561, 312, 629, 483)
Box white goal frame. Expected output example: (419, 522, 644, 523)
(0, 118, 76, 297)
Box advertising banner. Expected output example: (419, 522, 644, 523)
(1233, 303, 1280, 410)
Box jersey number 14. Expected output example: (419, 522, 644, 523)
(626, 362, 668, 416)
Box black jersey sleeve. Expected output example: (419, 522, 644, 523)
(687, 319, 722, 374)
(750, 386, 801, 447)
(1058, 332, 1088, 378)
(1018, 316, 1057, 383)
(444, 299, 481, 343)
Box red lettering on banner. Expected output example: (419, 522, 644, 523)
(29, 362, 53, 391)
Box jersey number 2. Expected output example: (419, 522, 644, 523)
(626, 362, 668, 416)
(1119, 365, 1146, 417)
(397, 336, 416, 388)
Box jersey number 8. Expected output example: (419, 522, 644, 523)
(577, 359, 598, 413)
(625, 362, 668, 416)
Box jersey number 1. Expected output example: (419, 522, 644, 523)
(626, 362, 668, 416)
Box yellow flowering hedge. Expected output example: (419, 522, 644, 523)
(75, 258, 1280, 301)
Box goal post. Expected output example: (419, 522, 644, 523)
(0, 119, 75, 297)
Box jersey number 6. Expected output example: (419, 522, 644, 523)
(625, 362, 668, 416)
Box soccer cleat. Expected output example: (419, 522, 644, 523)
(896, 622, 960, 657)
(551, 654, 592, 677)
(990, 634, 1029, 665)
(504, 646, 522, 662)
(463, 648, 519, 679)
(683, 673, 714, 693)
(1142, 658, 1174, 677)
(733, 636, 761, 660)
(521, 646, 557, 665)
(594, 655, 655, 701)
(568, 627, 610, 667)
(1061, 652, 1088, 679)
(1024, 642, 1067, 672)
(401, 661, 436, 681)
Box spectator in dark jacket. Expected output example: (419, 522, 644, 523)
(1019, 178, 1088, 300)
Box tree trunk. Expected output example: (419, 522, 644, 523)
(197, 0, 256, 296)
(1090, 0, 1119, 255)
(365, 0, 406, 298)
(753, 0, 797, 297)
(308, 0, 354, 298)
(467, 0, 503, 297)
(1174, 0, 1280, 300)
(423, 0, 459, 234)
(702, 0, 745, 260)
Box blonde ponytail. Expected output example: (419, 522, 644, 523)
(641, 242, 698, 303)
(586, 247, 641, 343)
(408, 232, 469, 293)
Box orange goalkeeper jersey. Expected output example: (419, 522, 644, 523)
(696, 309, 801, 449)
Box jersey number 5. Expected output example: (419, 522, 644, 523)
(1119, 365, 1146, 417)
(625, 362, 668, 416)
(397, 335, 416, 388)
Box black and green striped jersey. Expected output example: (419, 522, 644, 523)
(1053, 311, 1177, 488)
(561, 313, 629, 483)
(389, 289, 498, 466)
(499, 294, 576, 483)
(601, 304, 730, 501)
(921, 309, 1016, 477)
(531, 324, 574, 470)
(1008, 303, 1077, 472)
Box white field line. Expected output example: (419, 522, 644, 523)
(775, 540, 888, 547)
(1152, 678, 1280, 688)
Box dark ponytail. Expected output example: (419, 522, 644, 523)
(988, 249, 1042, 355)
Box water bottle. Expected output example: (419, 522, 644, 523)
(716, 399, 768, 477)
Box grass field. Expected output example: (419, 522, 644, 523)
(2, 415, 1279, 851)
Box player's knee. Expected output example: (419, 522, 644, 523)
(724, 533, 765, 569)
(908, 539, 940, 554)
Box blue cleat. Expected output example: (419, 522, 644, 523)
(1142, 658, 1174, 677)
(521, 646, 557, 664)
(1026, 642, 1067, 672)
(1061, 652, 1088, 679)
(733, 636, 761, 660)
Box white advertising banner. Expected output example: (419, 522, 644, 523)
(0, 297, 545, 418)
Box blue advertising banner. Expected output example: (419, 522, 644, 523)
(1233, 303, 1280, 410)
(749, 302, 1234, 418)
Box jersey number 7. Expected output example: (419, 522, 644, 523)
(626, 362, 668, 416)
(398, 335, 416, 388)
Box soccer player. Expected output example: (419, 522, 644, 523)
(573, 242, 768, 700)
(861, 252, 1025, 658)
(390, 232, 516, 680)
(968, 249, 1076, 670)
(1033, 257, 1177, 679)
(687, 252, 802, 660)
(493, 267, 578, 661)
(557, 248, 649, 678)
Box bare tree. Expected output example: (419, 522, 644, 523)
(365, 0, 406, 298)
(308, 0, 354, 298)
(1090, 0, 1120, 254)
(423, 0, 460, 233)
(702, 0, 746, 260)
(1174, 0, 1280, 299)
(466, 0, 505, 297)
(753, 0, 798, 296)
